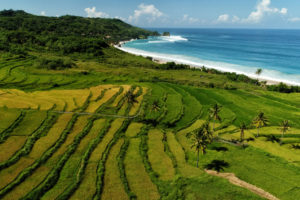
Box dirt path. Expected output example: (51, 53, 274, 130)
(205, 170, 279, 200)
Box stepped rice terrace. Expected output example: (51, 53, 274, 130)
(1, 10, 300, 200)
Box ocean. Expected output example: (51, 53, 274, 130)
(120, 28, 300, 85)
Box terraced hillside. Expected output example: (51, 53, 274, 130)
(1, 71, 300, 200)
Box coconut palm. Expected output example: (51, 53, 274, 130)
(256, 68, 262, 76)
(124, 90, 138, 107)
(191, 122, 213, 168)
(279, 120, 290, 138)
(239, 122, 247, 143)
(210, 104, 222, 134)
(252, 112, 268, 137)
(151, 100, 160, 112)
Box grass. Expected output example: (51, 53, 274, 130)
(124, 138, 160, 200)
(0, 114, 73, 189)
(1, 48, 300, 199)
(101, 138, 129, 200)
(183, 174, 264, 200)
(10, 110, 47, 136)
(85, 87, 119, 113)
(0, 136, 27, 163)
(69, 119, 124, 200)
(0, 108, 21, 132)
(158, 83, 184, 126)
(0, 115, 87, 199)
(125, 122, 143, 137)
(41, 118, 106, 199)
(147, 129, 175, 180)
(166, 132, 202, 177)
(167, 84, 202, 131)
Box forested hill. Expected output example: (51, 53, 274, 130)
(0, 10, 159, 56)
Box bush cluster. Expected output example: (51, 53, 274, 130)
(35, 57, 75, 70)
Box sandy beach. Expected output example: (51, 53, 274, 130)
(116, 43, 282, 86)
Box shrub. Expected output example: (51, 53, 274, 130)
(35, 57, 75, 70)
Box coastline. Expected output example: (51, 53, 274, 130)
(115, 42, 283, 86)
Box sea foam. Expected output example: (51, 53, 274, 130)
(148, 35, 188, 44)
(118, 46, 300, 86)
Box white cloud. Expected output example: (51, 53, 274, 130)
(128, 4, 163, 23)
(280, 8, 288, 15)
(288, 17, 300, 22)
(40, 11, 46, 16)
(232, 16, 240, 23)
(217, 14, 229, 22)
(243, 0, 287, 23)
(182, 14, 199, 24)
(84, 7, 109, 18)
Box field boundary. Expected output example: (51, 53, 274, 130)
(23, 109, 142, 119)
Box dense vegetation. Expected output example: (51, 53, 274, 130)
(1, 10, 300, 200)
(0, 10, 159, 57)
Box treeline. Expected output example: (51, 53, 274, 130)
(0, 10, 159, 56)
(35, 57, 76, 70)
(267, 82, 300, 93)
(0, 10, 158, 43)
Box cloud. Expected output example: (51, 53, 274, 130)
(243, 0, 287, 23)
(232, 16, 240, 23)
(128, 4, 163, 23)
(40, 11, 46, 16)
(182, 14, 199, 24)
(288, 17, 300, 22)
(217, 14, 229, 22)
(84, 7, 109, 18)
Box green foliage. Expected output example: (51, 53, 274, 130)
(0, 112, 58, 170)
(117, 138, 137, 199)
(35, 57, 75, 70)
(94, 120, 131, 199)
(0, 114, 79, 198)
(160, 62, 190, 70)
(55, 119, 112, 200)
(0, 111, 26, 143)
(0, 9, 158, 57)
(267, 82, 300, 93)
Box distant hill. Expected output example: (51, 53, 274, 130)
(0, 9, 159, 56)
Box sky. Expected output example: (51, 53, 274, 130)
(1, 0, 300, 29)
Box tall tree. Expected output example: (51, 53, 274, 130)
(191, 122, 213, 168)
(151, 100, 160, 112)
(210, 104, 222, 135)
(124, 90, 138, 107)
(239, 122, 247, 143)
(252, 112, 268, 137)
(279, 120, 290, 138)
(256, 68, 263, 76)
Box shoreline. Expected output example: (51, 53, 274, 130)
(115, 42, 285, 86)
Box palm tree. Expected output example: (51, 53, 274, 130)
(191, 122, 213, 168)
(239, 122, 247, 143)
(151, 100, 160, 112)
(124, 90, 138, 107)
(256, 68, 262, 77)
(210, 104, 222, 134)
(279, 120, 290, 138)
(252, 112, 268, 137)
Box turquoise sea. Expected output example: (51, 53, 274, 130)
(121, 28, 300, 85)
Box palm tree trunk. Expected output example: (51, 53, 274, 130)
(213, 119, 216, 136)
(197, 150, 199, 168)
